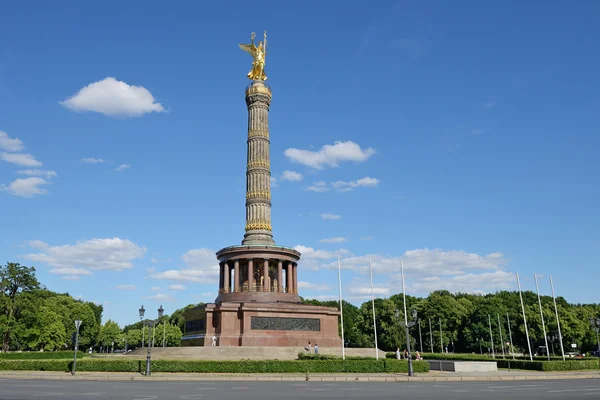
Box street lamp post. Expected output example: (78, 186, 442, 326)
(140, 305, 164, 376)
(590, 318, 600, 352)
(547, 334, 556, 356)
(71, 320, 82, 375)
(396, 308, 418, 377)
(139, 306, 145, 348)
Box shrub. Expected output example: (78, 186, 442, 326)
(497, 359, 600, 371)
(0, 358, 430, 373)
(0, 351, 87, 360)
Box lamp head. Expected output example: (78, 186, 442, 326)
(158, 305, 164, 318)
(139, 305, 145, 319)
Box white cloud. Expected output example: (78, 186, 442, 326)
(60, 77, 165, 117)
(320, 213, 341, 220)
(331, 177, 379, 191)
(306, 181, 330, 193)
(150, 248, 218, 284)
(270, 176, 278, 187)
(62, 275, 81, 281)
(284, 141, 376, 169)
(114, 164, 130, 172)
(116, 284, 136, 291)
(294, 245, 351, 271)
(2, 177, 49, 197)
(17, 169, 57, 178)
(24, 237, 146, 271)
(150, 258, 170, 263)
(143, 293, 175, 302)
(298, 281, 332, 291)
(49, 267, 93, 276)
(408, 270, 515, 294)
(347, 286, 391, 296)
(360, 236, 373, 241)
(1, 152, 42, 167)
(169, 284, 186, 291)
(0, 131, 24, 152)
(281, 170, 303, 182)
(320, 237, 347, 243)
(151, 286, 161, 291)
(81, 157, 105, 164)
(483, 101, 495, 111)
(296, 245, 513, 295)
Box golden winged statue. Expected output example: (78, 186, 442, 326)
(239, 31, 267, 81)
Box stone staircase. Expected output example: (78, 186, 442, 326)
(125, 346, 386, 360)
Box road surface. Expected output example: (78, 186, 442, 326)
(1, 379, 599, 399)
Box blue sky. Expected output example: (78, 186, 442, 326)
(1, 1, 599, 326)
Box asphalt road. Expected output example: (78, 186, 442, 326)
(1, 379, 600, 399)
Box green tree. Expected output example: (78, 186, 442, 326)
(0, 262, 40, 352)
(97, 320, 122, 351)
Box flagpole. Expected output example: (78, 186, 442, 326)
(549, 275, 565, 361)
(429, 318, 433, 353)
(488, 314, 495, 358)
(497, 313, 505, 359)
(337, 257, 345, 360)
(401, 260, 414, 376)
(507, 313, 515, 359)
(369, 258, 379, 360)
(534, 273, 550, 360)
(516, 272, 533, 361)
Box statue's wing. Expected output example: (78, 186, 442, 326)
(238, 43, 257, 57)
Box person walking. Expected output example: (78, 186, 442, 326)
(396, 347, 401, 360)
(212, 335, 217, 347)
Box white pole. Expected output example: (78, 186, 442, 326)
(369, 258, 379, 360)
(534, 273, 550, 360)
(549, 275, 565, 361)
(401, 260, 409, 329)
(497, 313, 505, 359)
(488, 314, 495, 358)
(337, 257, 345, 360)
(507, 313, 515, 359)
(516, 272, 533, 361)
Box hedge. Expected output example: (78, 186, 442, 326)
(497, 359, 600, 371)
(385, 352, 597, 363)
(0, 358, 429, 374)
(0, 351, 87, 360)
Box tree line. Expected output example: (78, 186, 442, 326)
(304, 290, 600, 354)
(2, 262, 599, 354)
(0, 263, 183, 352)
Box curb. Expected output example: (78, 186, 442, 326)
(0, 373, 599, 382)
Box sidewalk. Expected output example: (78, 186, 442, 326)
(0, 370, 599, 382)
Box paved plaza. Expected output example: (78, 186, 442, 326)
(1, 378, 600, 399)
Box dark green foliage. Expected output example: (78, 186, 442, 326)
(497, 359, 599, 371)
(0, 351, 87, 360)
(0, 358, 430, 373)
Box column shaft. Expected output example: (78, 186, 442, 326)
(223, 262, 230, 293)
(234, 260, 240, 293)
(248, 259, 254, 292)
(277, 261, 283, 293)
(263, 259, 269, 292)
(293, 264, 298, 294)
(287, 263, 293, 294)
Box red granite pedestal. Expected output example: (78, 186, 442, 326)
(181, 245, 342, 347)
